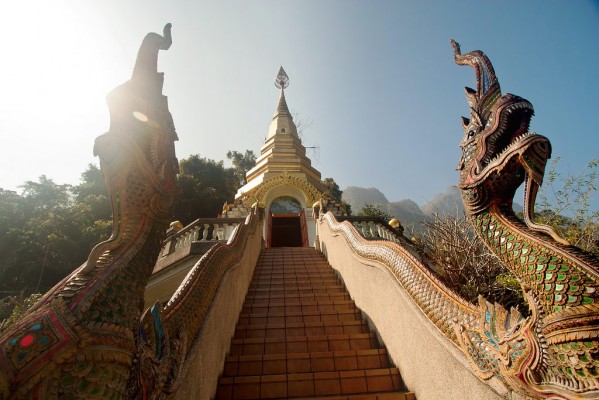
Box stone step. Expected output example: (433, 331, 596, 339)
(244, 292, 351, 303)
(216, 368, 406, 399)
(246, 285, 347, 296)
(310, 393, 416, 400)
(243, 297, 353, 308)
(229, 333, 380, 356)
(216, 247, 413, 400)
(249, 278, 341, 288)
(241, 299, 357, 316)
(235, 320, 369, 340)
(237, 309, 363, 326)
(224, 349, 391, 376)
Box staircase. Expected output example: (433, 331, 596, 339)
(216, 247, 415, 399)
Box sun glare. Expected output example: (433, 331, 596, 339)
(1, 1, 129, 191)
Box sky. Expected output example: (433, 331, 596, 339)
(1, 1, 598, 210)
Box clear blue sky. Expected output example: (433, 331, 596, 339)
(1, 1, 597, 210)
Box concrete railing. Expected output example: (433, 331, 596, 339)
(316, 212, 512, 400)
(337, 216, 403, 242)
(159, 218, 245, 258)
(163, 212, 263, 400)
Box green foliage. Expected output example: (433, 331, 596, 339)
(321, 178, 352, 216)
(321, 178, 343, 202)
(227, 150, 257, 186)
(0, 150, 254, 299)
(0, 292, 42, 334)
(536, 158, 598, 256)
(419, 214, 525, 313)
(358, 203, 393, 222)
(0, 166, 112, 297)
(173, 154, 239, 224)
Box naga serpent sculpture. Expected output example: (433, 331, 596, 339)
(0, 24, 181, 399)
(451, 40, 599, 399)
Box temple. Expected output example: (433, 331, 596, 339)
(1, 27, 597, 400)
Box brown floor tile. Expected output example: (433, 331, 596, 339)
(217, 248, 411, 400)
(287, 354, 311, 373)
(341, 374, 368, 394)
(232, 376, 260, 400)
(314, 374, 342, 396)
(215, 382, 233, 400)
(287, 377, 315, 397)
(260, 375, 287, 399)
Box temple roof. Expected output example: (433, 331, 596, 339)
(235, 67, 324, 202)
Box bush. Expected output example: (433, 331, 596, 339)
(419, 213, 526, 313)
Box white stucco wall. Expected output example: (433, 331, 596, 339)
(317, 219, 516, 400)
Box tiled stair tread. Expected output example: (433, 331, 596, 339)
(235, 321, 369, 339)
(243, 298, 355, 307)
(229, 333, 380, 356)
(241, 303, 356, 315)
(217, 368, 406, 399)
(236, 320, 369, 331)
(252, 271, 336, 277)
(224, 349, 391, 376)
(248, 285, 346, 292)
(249, 280, 342, 288)
(237, 310, 363, 325)
(239, 308, 361, 316)
(309, 393, 416, 400)
(245, 292, 351, 302)
(217, 248, 412, 400)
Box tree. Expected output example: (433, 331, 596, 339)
(321, 177, 352, 215)
(419, 213, 525, 312)
(0, 171, 112, 297)
(227, 150, 256, 186)
(536, 158, 598, 256)
(321, 178, 343, 202)
(173, 154, 239, 224)
(0, 292, 42, 334)
(358, 203, 393, 222)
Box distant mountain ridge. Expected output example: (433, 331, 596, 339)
(342, 185, 522, 234)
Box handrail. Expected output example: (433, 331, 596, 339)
(163, 212, 261, 349)
(319, 212, 478, 343)
(159, 217, 245, 258)
(335, 216, 426, 264)
(317, 212, 510, 399)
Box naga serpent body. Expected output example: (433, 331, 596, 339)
(0, 24, 179, 399)
(451, 40, 599, 399)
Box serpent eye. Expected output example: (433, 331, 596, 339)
(467, 130, 475, 138)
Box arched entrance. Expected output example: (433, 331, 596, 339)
(267, 196, 309, 247)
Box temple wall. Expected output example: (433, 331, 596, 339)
(172, 219, 263, 400)
(317, 219, 512, 400)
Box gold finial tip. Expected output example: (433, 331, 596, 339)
(275, 66, 289, 89)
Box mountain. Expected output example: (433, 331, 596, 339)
(342, 187, 388, 211)
(421, 186, 522, 216)
(341, 185, 523, 236)
(342, 187, 430, 235)
(421, 186, 464, 217)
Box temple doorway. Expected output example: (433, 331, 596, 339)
(267, 196, 309, 247)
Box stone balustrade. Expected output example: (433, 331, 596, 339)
(159, 218, 245, 258)
(316, 212, 503, 400)
(335, 216, 406, 243)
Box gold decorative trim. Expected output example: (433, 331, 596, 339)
(240, 174, 323, 208)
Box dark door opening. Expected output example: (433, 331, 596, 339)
(269, 214, 302, 247)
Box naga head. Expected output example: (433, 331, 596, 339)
(451, 40, 535, 190)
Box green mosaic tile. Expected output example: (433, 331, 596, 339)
(567, 296, 578, 303)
